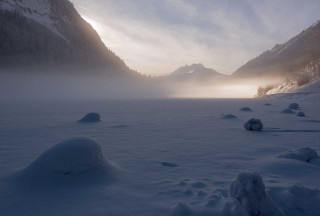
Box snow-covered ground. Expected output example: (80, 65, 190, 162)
(263, 79, 320, 101)
(0, 99, 320, 216)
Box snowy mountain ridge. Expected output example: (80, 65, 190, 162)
(0, 0, 62, 37)
(0, 0, 137, 76)
(233, 19, 320, 78)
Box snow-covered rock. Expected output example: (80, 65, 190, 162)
(240, 107, 253, 112)
(288, 103, 300, 110)
(222, 114, 237, 120)
(281, 108, 295, 114)
(243, 118, 263, 131)
(79, 113, 101, 123)
(279, 147, 319, 162)
(229, 172, 285, 216)
(297, 111, 306, 117)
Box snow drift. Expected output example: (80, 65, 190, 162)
(12, 137, 117, 185)
(279, 147, 319, 163)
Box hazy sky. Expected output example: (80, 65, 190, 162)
(70, 0, 320, 75)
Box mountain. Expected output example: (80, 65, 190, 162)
(169, 63, 225, 81)
(233, 20, 320, 79)
(0, 0, 137, 76)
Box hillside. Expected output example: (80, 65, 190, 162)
(0, 0, 137, 77)
(233, 20, 320, 79)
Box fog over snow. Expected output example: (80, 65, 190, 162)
(71, 0, 320, 75)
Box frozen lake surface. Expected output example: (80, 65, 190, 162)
(0, 99, 320, 216)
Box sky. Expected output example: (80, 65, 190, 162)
(70, 0, 320, 76)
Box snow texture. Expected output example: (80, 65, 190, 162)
(279, 147, 319, 163)
(229, 172, 285, 216)
(281, 108, 295, 114)
(79, 113, 101, 122)
(288, 103, 300, 110)
(222, 114, 237, 119)
(240, 107, 253, 112)
(243, 118, 263, 131)
(1, 99, 320, 216)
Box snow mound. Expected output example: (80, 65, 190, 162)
(281, 108, 295, 114)
(243, 118, 263, 131)
(270, 185, 320, 216)
(229, 172, 285, 216)
(297, 111, 306, 117)
(279, 147, 319, 162)
(25, 137, 115, 177)
(79, 112, 101, 122)
(161, 162, 179, 167)
(240, 107, 253, 112)
(222, 114, 237, 119)
(288, 103, 300, 110)
(171, 202, 193, 216)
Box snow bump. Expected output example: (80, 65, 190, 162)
(79, 112, 101, 122)
(25, 137, 116, 178)
(279, 147, 319, 163)
(222, 114, 237, 119)
(240, 107, 253, 112)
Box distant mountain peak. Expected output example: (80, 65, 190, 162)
(170, 63, 224, 81)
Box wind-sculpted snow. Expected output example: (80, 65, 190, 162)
(279, 147, 319, 163)
(1, 99, 320, 216)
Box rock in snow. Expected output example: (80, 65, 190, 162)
(79, 113, 101, 122)
(229, 172, 285, 216)
(222, 114, 237, 119)
(281, 108, 295, 114)
(26, 137, 114, 176)
(297, 111, 306, 117)
(288, 103, 300, 110)
(240, 107, 253, 112)
(279, 147, 319, 162)
(244, 118, 263, 131)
